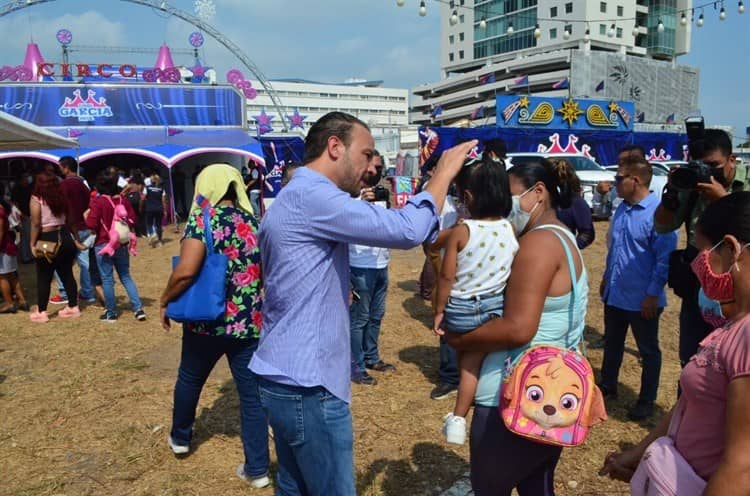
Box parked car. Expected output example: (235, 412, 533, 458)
(505, 153, 614, 210)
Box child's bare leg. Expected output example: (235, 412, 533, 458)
(453, 350, 487, 418)
(11, 273, 27, 306)
(0, 274, 13, 310)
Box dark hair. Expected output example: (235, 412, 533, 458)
(552, 159, 582, 194)
(33, 171, 67, 217)
(59, 156, 78, 174)
(508, 158, 573, 209)
(619, 144, 646, 160)
(129, 169, 145, 186)
(620, 157, 653, 187)
(302, 112, 369, 164)
(95, 169, 118, 196)
(698, 191, 750, 244)
(703, 129, 733, 158)
(219, 184, 238, 204)
(484, 138, 507, 158)
(457, 156, 511, 218)
(281, 162, 303, 185)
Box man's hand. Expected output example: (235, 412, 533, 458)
(433, 140, 479, 181)
(360, 187, 376, 202)
(640, 295, 659, 320)
(696, 176, 729, 203)
(159, 305, 171, 331)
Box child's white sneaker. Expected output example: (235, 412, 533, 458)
(442, 413, 466, 445)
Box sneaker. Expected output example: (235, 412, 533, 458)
(29, 310, 49, 323)
(442, 413, 467, 445)
(167, 435, 190, 455)
(236, 464, 271, 489)
(99, 311, 118, 323)
(430, 382, 458, 400)
(627, 401, 655, 421)
(49, 295, 68, 305)
(79, 294, 97, 304)
(351, 372, 377, 386)
(59, 306, 81, 319)
(365, 360, 397, 373)
(134, 309, 147, 321)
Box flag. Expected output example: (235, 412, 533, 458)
(479, 73, 496, 85)
(595, 80, 605, 92)
(665, 113, 675, 124)
(167, 127, 183, 136)
(552, 78, 569, 89)
(637, 112, 645, 123)
(430, 105, 443, 118)
(513, 74, 529, 86)
(470, 105, 485, 119)
(67, 129, 84, 138)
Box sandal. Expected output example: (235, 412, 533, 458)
(365, 360, 397, 372)
(0, 305, 17, 314)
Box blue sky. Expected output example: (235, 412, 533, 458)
(0, 0, 747, 142)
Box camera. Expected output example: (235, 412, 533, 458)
(669, 116, 724, 191)
(371, 184, 390, 203)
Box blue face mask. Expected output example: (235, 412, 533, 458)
(698, 287, 728, 329)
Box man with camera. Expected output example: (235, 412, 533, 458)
(655, 122, 746, 367)
(349, 150, 395, 386)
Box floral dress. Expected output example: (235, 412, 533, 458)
(183, 205, 262, 340)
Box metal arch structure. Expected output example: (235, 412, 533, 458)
(0, 0, 289, 131)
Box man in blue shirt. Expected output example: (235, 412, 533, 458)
(599, 157, 678, 421)
(250, 111, 476, 495)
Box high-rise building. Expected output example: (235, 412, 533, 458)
(413, 0, 697, 126)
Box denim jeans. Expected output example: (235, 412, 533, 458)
(56, 228, 93, 300)
(171, 331, 269, 478)
(257, 377, 355, 496)
(439, 336, 459, 387)
(443, 293, 504, 334)
(600, 305, 663, 403)
(349, 266, 388, 376)
(249, 190, 261, 218)
(95, 244, 142, 317)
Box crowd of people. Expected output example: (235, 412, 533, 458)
(3, 110, 749, 495)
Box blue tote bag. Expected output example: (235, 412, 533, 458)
(166, 208, 228, 322)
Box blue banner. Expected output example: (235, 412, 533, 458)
(0, 84, 244, 127)
(259, 136, 305, 201)
(496, 96, 636, 132)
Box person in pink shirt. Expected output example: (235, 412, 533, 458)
(600, 191, 750, 496)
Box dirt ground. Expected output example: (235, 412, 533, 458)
(0, 220, 682, 496)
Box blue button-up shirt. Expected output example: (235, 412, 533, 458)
(250, 167, 439, 402)
(603, 193, 678, 311)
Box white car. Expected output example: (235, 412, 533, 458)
(505, 153, 615, 209)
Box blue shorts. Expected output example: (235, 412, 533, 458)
(443, 293, 505, 335)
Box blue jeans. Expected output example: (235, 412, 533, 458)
(95, 244, 142, 317)
(172, 331, 269, 477)
(439, 336, 459, 387)
(443, 293, 505, 334)
(349, 266, 388, 376)
(56, 228, 93, 300)
(600, 305, 663, 403)
(257, 377, 355, 496)
(249, 190, 261, 218)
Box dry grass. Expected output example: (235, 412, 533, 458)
(0, 221, 682, 495)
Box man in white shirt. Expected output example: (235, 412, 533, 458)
(349, 151, 396, 385)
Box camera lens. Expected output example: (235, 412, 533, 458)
(671, 167, 697, 190)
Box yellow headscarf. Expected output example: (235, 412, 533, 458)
(192, 163, 254, 215)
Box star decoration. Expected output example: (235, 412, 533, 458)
(254, 109, 274, 135)
(608, 101, 619, 113)
(519, 95, 530, 108)
(189, 59, 209, 83)
(557, 98, 584, 127)
(287, 108, 306, 130)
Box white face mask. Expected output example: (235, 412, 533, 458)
(508, 185, 539, 234)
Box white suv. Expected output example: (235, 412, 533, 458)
(505, 153, 615, 209)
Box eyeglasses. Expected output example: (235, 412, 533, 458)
(614, 174, 632, 183)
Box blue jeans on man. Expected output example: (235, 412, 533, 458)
(600, 305, 663, 404)
(249, 190, 261, 218)
(95, 244, 143, 318)
(56, 228, 93, 300)
(349, 266, 388, 378)
(257, 377, 355, 495)
(171, 331, 269, 478)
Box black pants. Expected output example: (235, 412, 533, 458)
(470, 405, 562, 495)
(35, 229, 77, 311)
(145, 210, 163, 241)
(679, 286, 714, 366)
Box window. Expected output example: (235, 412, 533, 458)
(550, 6, 558, 16)
(616, 27, 623, 38)
(459, 14, 465, 23)
(617, 5, 623, 15)
(449, 53, 454, 61)
(564, 24, 573, 35)
(565, 2, 573, 13)
(600, 2, 607, 12)
(459, 32, 465, 41)
(449, 35, 455, 44)
(459, 50, 465, 59)
(599, 23, 607, 35)
(550, 28, 558, 38)
(460, 0, 465, 4)
(449, 0, 454, 7)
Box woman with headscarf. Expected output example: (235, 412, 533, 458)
(159, 164, 269, 488)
